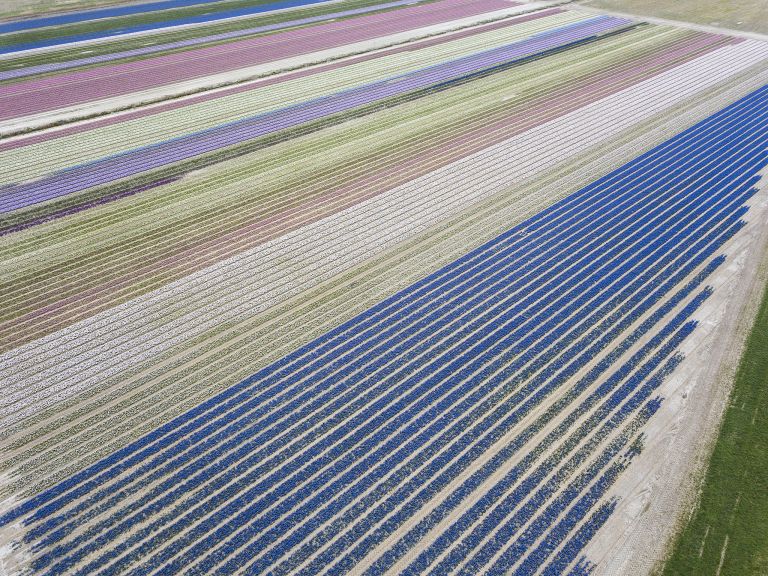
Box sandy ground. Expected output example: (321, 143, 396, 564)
(578, 0, 768, 36)
(581, 169, 768, 575)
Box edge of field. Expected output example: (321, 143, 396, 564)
(549, 5, 768, 570)
(657, 199, 768, 574)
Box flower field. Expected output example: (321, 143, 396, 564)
(1, 0, 767, 574)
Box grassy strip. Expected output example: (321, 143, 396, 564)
(661, 279, 768, 575)
(0, 0, 436, 74)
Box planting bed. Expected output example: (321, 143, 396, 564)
(1, 1, 767, 574)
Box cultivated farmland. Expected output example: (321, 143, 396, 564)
(1, 0, 767, 575)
